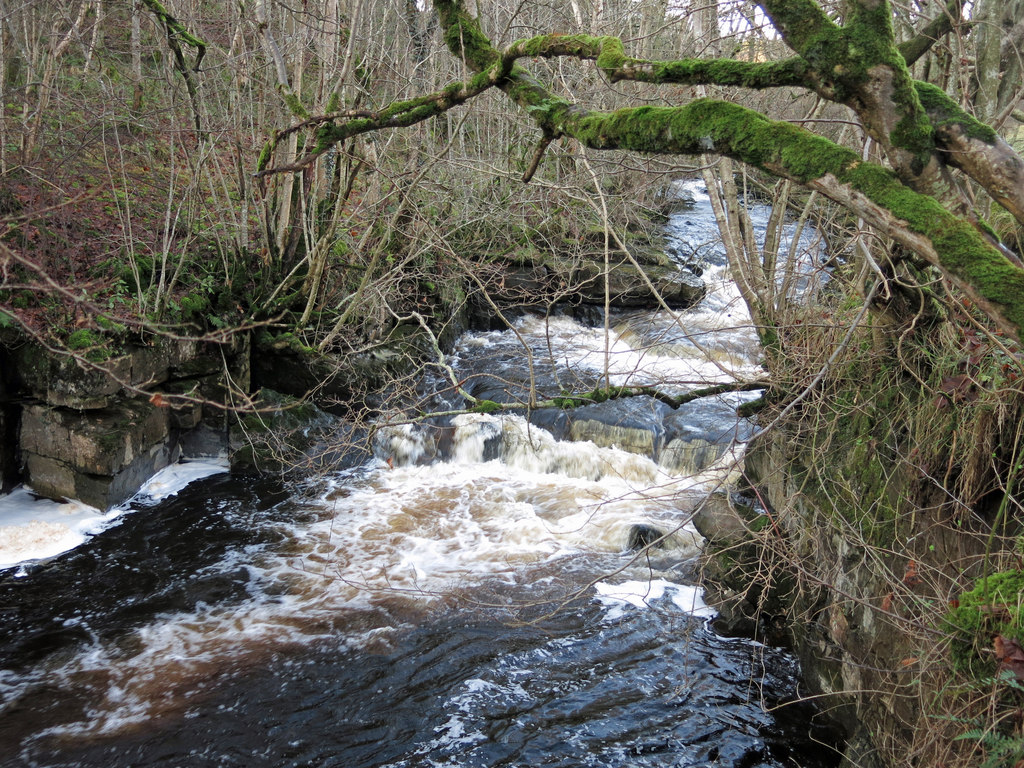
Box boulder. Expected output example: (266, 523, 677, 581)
(566, 396, 670, 459)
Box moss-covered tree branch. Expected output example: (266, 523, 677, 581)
(430, 0, 1024, 342)
(255, 70, 504, 175)
(897, 0, 965, 66)
(442, 381, 771, 418)
(494, 18, 1023, 226)
(140, 0, 206, 135)
(501, 33, 809, 89)
(915, 82, 1024, 225)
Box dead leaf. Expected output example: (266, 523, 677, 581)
(902, 559, 922, 587)
(993, 635, 1024, 682)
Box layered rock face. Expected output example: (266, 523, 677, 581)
(695, 424, 997, 768)
(3, 338, 247, 509)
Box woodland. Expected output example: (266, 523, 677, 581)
(3, 0, 1024, 765)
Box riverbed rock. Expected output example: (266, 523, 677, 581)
(229, 388, 337, 472)
(627, 523, 665, 551)
(660, 397, 758, 474)
(566, 397, 670, 459)
(694, 491, 790, 640)
(470, 252, 705, 323)
(717, 426, 997, 767)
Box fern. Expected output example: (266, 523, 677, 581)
(953, 672, 1024, 768)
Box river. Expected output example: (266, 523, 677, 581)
(0, 182, 839, 767)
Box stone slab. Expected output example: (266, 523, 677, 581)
(21, 401, 170, 476)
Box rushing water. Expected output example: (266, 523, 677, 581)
(0, 182, 839, 767)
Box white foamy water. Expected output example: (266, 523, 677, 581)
(0, 489, 110, 569)
(522, 311, 760, 389)
(0, 459, 228, 571)
(594, 578, 716, 620)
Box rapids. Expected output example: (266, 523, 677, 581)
(0, 182, 839, 767)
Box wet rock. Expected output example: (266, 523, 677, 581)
(567, 396, 669, 459)
(695, 491, 790, 642)
(570, 259, 705, 308)
(691, 492, 764, 546)
(21, 400, 177, 509)
(627, 524, 665, 551)
(659, 395, 759, 474)
(660, 437, 723, 474)
(251, 324, 429, 413)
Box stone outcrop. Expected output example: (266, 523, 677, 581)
(469, 249, 705, 324)
(20, 400, 176, 509)
(0, 323, 415, 509)
(2, 336, 248, 510)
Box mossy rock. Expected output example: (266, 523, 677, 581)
(66, 328, 115, 362)
(230, 388, 334, 472)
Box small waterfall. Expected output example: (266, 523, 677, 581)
(451, 413, 504, 463)
(375, 422, 436, 466)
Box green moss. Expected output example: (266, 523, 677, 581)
(256, 140, 274, 173)
(759, 0, 837, 51)
(471, 399, 501, 414)
(915, 81, 998, 144)
(568, 99, 860, 182)
(834, 161, 1024, 339)
(281, 91, 311, 119)
(436, 0, 499, 72)
(650, 57, 806, 89)
(95, 315, 127, 333)
(67, 329, 103, 350)
(593, 36, 625, 73)
(947, 570, 1024, 674)
(737, 396, 766, 418)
